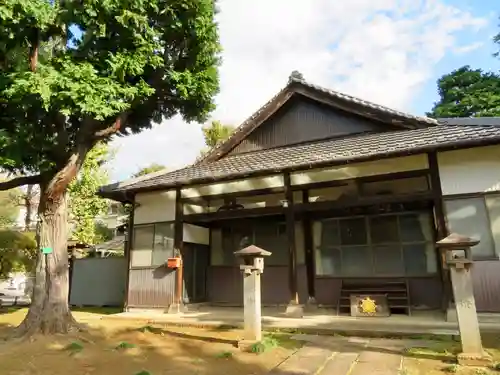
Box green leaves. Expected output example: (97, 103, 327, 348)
(0, 230, 37, 278)
(427, 66, 500, 118)
(68, 143, 112, 245)
(0, 185, 21, 228)
(202, 120, 235, 148)
(0, 0, 220, 177)
(133, 163, 166, 177)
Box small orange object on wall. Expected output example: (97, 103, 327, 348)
(167, 257, 182, 269)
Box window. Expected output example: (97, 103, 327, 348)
(130, 223, 175, 267)
(444, 196, 497, 259)
(108, 203, 121, 215)
(314, 212, 436, 276)
(217, 222, 289, 266)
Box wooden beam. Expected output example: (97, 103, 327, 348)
(427, 151, 452, 312)
(123, 194, 136, 312)
(284, 172, 299, 305)
(181, 186, 285, 204)
(291, 169, 429, 192)
(300, 191, 434, 214)
(181, 169, 430, 205)
(174, 188, 184, 308)
(184, 205, 286, 223)
(302, 190, 316, 303)
(183, 191, 434, 223)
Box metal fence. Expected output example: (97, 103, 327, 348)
(69, 257, 127, 307)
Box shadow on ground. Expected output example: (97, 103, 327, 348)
(0, 310, 298, 375)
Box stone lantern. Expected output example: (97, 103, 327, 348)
(234, 245, 271, 351)
(436, 233, 491, 366)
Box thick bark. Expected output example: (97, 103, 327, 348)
(15, 187, 79, 336)
(14, 147, 90, 337)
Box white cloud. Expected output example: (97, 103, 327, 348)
(110, 0, 487, 181)
(453, 41, 484, 54)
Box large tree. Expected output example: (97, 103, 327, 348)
(427, 66, 500, 118)
(0, 0, 220, 336)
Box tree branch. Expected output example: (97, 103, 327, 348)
(29, 28, 40, 72)
(0, 175, 42, 191)
(94, 112, 129, 140)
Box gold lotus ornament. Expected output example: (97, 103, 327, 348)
(359, 297, 378, 315)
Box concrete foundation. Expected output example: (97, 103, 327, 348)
(285, 303, 305, 318)
(457, 352, 492, 367)
(237, 339, 260, 352)
(166, 303, 186, 314)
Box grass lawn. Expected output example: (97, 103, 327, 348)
(0, 308, 301, 375)
(402, 334, 500, 375)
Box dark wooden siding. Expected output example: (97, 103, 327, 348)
(472, 261, 500, 312)
(206, 265, 308, 305)
(228, 96, 391, 156)
(128, 267, 176, 308)
(314, 277, 442, 309)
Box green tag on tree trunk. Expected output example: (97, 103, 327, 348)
(41, 247, 53, 254)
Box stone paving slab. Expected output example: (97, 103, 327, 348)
(350, 361, 401, 375)
(267, 345, 334, 374)
(271, 335, 405, 375)
(317, 352, 358, 375)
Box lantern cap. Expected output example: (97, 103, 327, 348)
(234, 245, 271, 257)
(436, 233, 479, 248)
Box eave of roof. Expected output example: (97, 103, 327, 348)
(438, 117, 500, 126)
(99, 124, 500, 201)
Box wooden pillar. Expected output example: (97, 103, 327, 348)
(427, 151, 452, 311)
(302, 190, 316, 304)
(123, 194, 135, 312)
(428, 152, 448, 240)
(170, 187, 184, 313)
(284, 173, 299, 306)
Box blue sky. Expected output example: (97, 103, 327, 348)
(108, 0, 500, 181)
(412, 0, 499, 114)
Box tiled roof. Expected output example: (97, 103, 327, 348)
(438, 117, 500, 126)
(297, 78, 437, 126)
(199, 73, 438, 163)
(101, 125, 500, 194)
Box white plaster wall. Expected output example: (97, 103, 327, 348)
(134, 191, 209, 245)
(184, 224, 209, 245)
(181, 175, 284, 198)
(135, 191, 176, 224)
(438, 145, 500, 195)
(291, 154, 428, 185)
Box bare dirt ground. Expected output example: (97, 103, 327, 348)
(0, 308, 300, 375)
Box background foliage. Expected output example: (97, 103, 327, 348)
(0, 230, 37, 278)
(68, 143, 112, 245)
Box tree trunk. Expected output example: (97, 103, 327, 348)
(15, 184, 79, 336)
(24, 184, 34, 231)
(15, 147, 89, 337)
